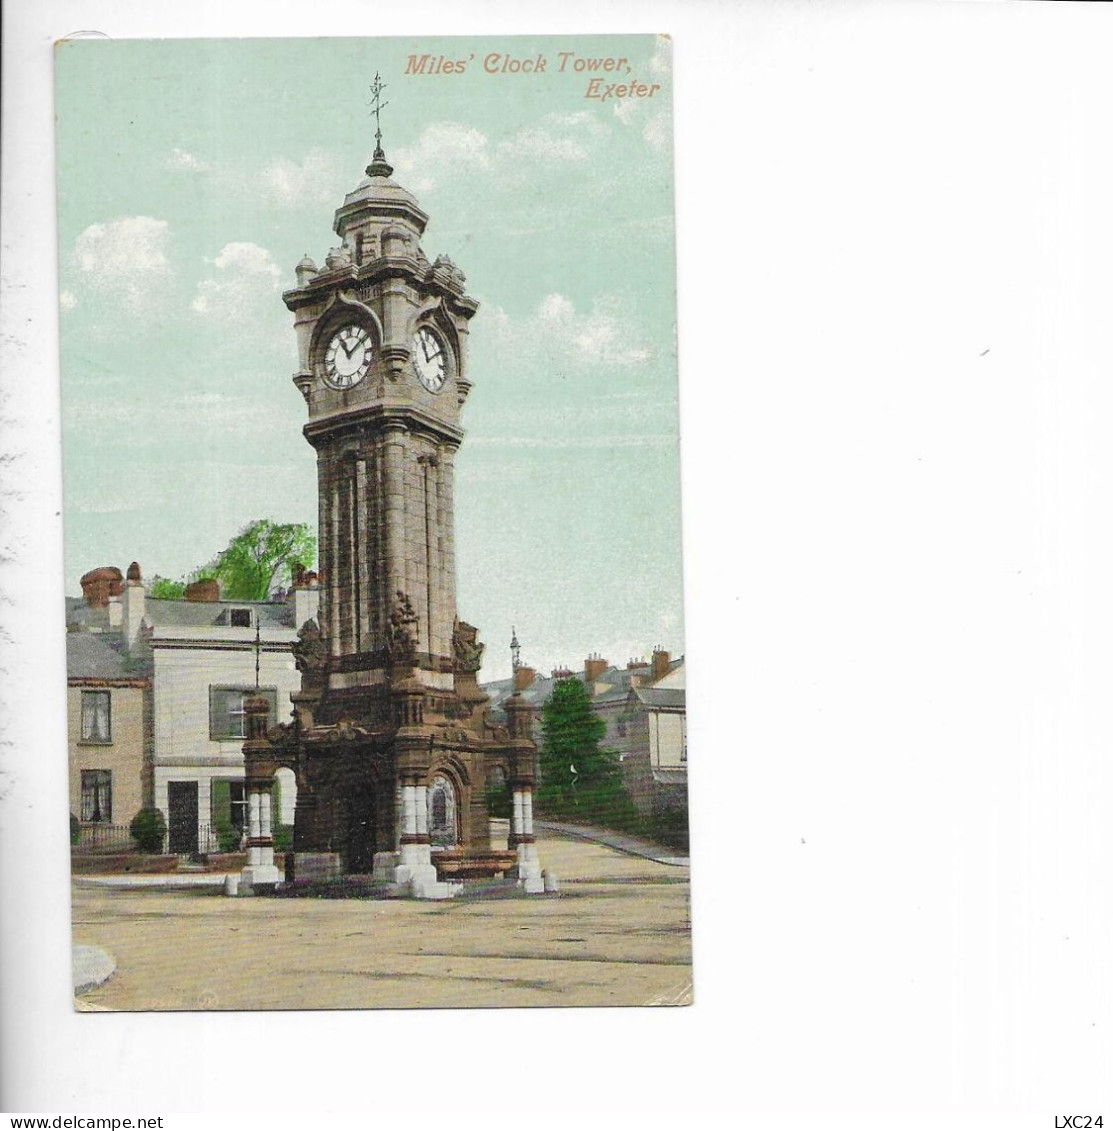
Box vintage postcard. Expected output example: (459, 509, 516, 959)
(57, 34, 688, 1010)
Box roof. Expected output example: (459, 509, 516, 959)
(142, 598, 294, 630)
(65, 594, 294, 629)
(67, 632, 149, 681)
(630, 687, 686, 710)
(651, 769, 688, 786)
(482, 655, 686, 718)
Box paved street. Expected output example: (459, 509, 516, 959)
(72, 826, 692, 1011)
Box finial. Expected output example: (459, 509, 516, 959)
(366, 72, 394, 177)
(510, 626, 521, 673)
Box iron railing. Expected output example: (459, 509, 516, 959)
(73, 822, 247, 855)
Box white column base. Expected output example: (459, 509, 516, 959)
(372, 851, 399, 882)
(516, 842, 544, 893)
(240, 864, 281, 889)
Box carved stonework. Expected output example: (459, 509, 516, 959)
(432, 254, 466, 289)
(292, 618, 329, 687)
(452, 619, 484, 674)
(388, 591, 419, 661)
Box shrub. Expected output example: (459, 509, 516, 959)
(69, 811, 80, 846)
(273, 824, 294, 851)
(129, 807, 167, 853)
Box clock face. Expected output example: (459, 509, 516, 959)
(412, 326, 448, 393)
(323, 324, 373, 389)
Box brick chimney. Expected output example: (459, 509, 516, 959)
(514, 665, 537, 692)
(184, 578, 221, 602)
(80, 566, 123, 607)
(584, 653, 608, 683)
(552, 667, 573, 680)
(651, 647, 670, 683)
(288, 567, 320, 629)
(627, 657, 650, 687)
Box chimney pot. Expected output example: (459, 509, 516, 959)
(184, 578, 221, 602)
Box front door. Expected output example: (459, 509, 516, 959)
(342, 788, 376, 874)
(168, 781, 199, 855)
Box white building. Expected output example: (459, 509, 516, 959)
(67, 565, 318, 854)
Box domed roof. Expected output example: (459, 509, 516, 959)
(333, 147, 429, 237)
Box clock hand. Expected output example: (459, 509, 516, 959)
(340, 335, 357, 360)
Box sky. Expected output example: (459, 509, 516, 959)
(55, 34, 683, 682)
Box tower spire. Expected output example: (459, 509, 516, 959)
(510, 626, 521, 674)
(366, 71, 394, 178)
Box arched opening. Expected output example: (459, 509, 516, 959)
(340, 783, 377, 873)
(427, 774, 458, 848)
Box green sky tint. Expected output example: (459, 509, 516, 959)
(55, 35, 682, 681)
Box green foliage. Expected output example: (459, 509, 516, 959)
(485, 778, 513, 819)
(209, 780, 241, 852)
(273, 824, 294, 851)
(129, 807, 167, 853)
(538, 677, 635, 826)
(149, 575, 187, 600)
(70, 811, 80, 846)
(205, 519, 316, 601)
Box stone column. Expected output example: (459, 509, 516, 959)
(383, 424, 407, 612)
(514, 786, 543, 894)
(438, 444, 459, 631)
(393, 775, 448, 899)
(240, 696, 282, 891)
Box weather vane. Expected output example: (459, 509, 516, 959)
(369, 72, 390, 159)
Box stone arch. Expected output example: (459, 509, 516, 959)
(427, 773, 458, 847)
(318, 752, 391, 872)
(310, 291, 385, 368)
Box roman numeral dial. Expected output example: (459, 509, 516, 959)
(412, 326, 447, 392)
(323, 324, 373, 388)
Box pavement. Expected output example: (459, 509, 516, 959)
(71, 824, 692, 1010)
(535, 820, 689, 867)
(72, 944, 116, 994)
(74, 872, 235, 888)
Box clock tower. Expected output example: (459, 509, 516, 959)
(239, 97, 543, 898)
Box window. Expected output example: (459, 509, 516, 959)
(81, 769, 112, 822)
(229, 608, 252, 628)
(209, 686, 277, 740)
(80, 690, 112, 743)
(229, 781, 247, 830)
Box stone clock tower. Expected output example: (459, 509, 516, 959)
(239, 120, 543, 898)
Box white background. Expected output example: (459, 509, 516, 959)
(2, 0, 1112, 1121)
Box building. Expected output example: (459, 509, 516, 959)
(485, 647, 687, 819)
(67, 622, 151, 847)
(239, 114, 543, 897)
(66, 563, 317, 853)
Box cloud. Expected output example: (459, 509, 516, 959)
(642, 111, 671, 153)
(649, 35, 672, 77)
(72, 216, 172, 311)
(165, 147, 210, 173)
(486, 292, 653, 369)
(391, 123, 492, 193)
(191, 242, 282, 322)
(392, 114, 611, 193)
(260, 147, 342, 207)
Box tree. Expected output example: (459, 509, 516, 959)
(150, 520, 316, 602)
(205, 519, 316, 600)
(130, 807, 167, 853)
(537, 677, 636, 827)
(149, 575, 187, 600)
